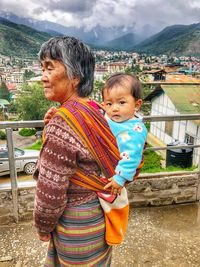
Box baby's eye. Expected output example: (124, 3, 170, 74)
(106, 103, 112, 106)
(119, 101, 126, 105)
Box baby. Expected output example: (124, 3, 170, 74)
(102, 73, 147, 195)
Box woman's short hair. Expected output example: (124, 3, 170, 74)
(38, 36, 95, 97)
(102, 73, 143, 100)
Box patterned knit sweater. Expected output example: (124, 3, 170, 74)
(33, 114, 101, 235)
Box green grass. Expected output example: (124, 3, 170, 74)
(141, 148, 163, 173)
(163, 165, 197, 172)
(26, 139, 42, 150)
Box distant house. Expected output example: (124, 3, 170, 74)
(27, 76, 42, 85)
(0, 99, 10, 120)
(145, 84, 200, 165)
(144, 69, 166, 81)
(94, 66, 108, 81)
(107, 62, 129, 73)
(0, 99, 10, 108)
(142, 71, 200, 85)
(163, 63, 183, 73)
(6, 83, 18, 100)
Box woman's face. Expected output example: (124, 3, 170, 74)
(41, 58, 78, 103)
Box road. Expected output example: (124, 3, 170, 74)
(0, 173, 36, 189)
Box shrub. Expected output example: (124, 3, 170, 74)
(0, 130, 6, 140)
(19, 128, 36, 137)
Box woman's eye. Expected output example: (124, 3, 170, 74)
(41, 67, 53, 72)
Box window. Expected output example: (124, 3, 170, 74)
(185, 133, 194, 145)
(165, 121, 173, 136)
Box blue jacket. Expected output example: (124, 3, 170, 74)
(106, 114, 147, 186)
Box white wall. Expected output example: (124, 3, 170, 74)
(150, 93, 199, 166)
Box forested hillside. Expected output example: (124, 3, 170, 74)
(0, 18, 54, 58)
(132, 23, 200, 56)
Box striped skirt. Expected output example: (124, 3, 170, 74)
(44, 199, 112, 267)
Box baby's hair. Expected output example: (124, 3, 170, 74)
(102, 72, 143, 100)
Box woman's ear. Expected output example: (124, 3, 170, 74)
(72, 77, 80, 88)
(135, 99, 142, 111)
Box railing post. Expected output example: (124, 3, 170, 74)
(6, 128, 19, 222)
(197, 151, 200, 202)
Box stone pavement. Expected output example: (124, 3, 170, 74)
(1, 203, 200, 267)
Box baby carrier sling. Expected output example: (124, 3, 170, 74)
(55, 99, 144, 245)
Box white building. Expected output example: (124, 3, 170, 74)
(94, 66, 108, 81)
(145, 84, 200, 166)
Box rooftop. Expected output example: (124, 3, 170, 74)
(143, 73, 200, 84)
(145, 84, 200, 125)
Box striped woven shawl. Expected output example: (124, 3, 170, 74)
(57, 99, 120, 190)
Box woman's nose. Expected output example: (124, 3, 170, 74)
(41, 71, 48, 82)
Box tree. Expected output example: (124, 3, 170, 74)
(93, 80, 104, 102)
(0, 82, 10, 101)
(14, 83, 54, 120)
(92, 74, 110, 102)
(141, 84, 153, 115)
(23, 70, 36, 82)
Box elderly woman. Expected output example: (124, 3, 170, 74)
(33, 36, 122, 266)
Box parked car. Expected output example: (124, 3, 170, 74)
(0, 145, 39, 176)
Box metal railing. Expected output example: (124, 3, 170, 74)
(0, 114, 200, 222)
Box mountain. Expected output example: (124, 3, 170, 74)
(100, 33, 141, 51)
(1, 11, 200, 55)
(0, 11, 143, 48)
(132, 23, 200, 56)
(0, 17, 54, 58)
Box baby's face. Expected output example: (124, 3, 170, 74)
(103, 86, 142, 123)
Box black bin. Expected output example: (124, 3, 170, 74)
(166, 141, 193, 168)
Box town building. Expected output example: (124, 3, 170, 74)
(145, 84, 200, 166)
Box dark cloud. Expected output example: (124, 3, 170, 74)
(133, 0, 200, 33)
(0, 0, 29, 17)
(32, 6, 47, 15)
(47, 0, 98, 16)
(0, 0, 200, 35)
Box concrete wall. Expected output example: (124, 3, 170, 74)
(0, 187, 35, 224)
(128, 172, 199, 207)
(0, 172, 200, 224)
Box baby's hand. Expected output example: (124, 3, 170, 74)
(104, 177, 123, 195)
(44, 106, 58, 125)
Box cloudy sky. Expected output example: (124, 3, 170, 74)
(0, 0, 200, 34)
